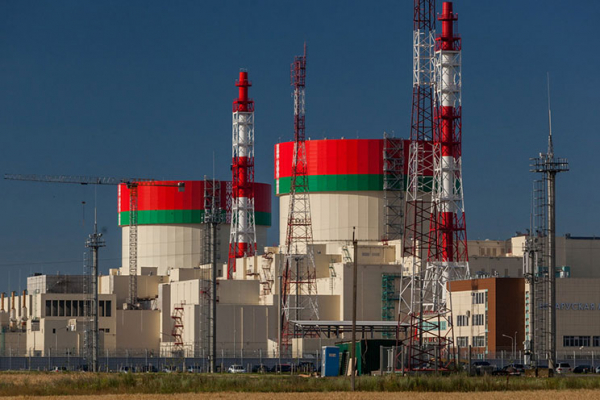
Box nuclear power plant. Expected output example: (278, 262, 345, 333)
(1, 1, 592, 374)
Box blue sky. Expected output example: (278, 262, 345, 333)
(1, 1, 598, 293)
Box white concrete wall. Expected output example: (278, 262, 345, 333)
(122, 224, 268, 276)
(279, 192, 384, 244)
(115, 310, 160, 353)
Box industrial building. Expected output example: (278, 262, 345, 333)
(0, 0, 585, 373)
(4, 159, 590, 362)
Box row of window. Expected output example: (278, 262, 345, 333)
(456, 314, 485, 327)
(45, 300, 112, 318)
(456, 336, 486, 347)
(563, 336, 600, 347)
(472, 292, 486, 304)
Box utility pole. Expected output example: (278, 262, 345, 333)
(351, 227, 358, 390)
(210, 218, 218, 373)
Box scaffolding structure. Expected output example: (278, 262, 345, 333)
(381, 274, 401, 338)
(281, 43, 319, 355)
(383, 134, 405, 242)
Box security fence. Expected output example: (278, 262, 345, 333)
(0, 348, 322, 373)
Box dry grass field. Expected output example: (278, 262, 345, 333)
(1, 372, 600, 398)
(4, 390, 600, 400)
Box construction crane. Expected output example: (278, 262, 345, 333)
(3, 173, 184, 308)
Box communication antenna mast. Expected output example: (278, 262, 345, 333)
(530, 73, 569, 372)
(281, 43, 319, 355)
(228, 70, 257, 279)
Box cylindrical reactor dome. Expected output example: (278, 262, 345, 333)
(118, 180, 271, 275)
(275, 138, 408, 243)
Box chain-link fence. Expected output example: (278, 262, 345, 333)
(0, 348, 322, 373)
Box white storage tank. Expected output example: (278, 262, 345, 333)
(118, 180, 271, 276)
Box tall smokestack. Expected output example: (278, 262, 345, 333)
(227, 70, 257, 279)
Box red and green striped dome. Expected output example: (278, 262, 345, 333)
(118, 180, 271, 226)
(275, 139, 424, 195)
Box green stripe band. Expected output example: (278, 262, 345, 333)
(119, 210, 271, 226)
(275, 174, 436, 195)
(276, 174, 383, 194)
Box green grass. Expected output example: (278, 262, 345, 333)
(2, 372, 600, 396)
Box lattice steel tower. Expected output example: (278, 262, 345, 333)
(281, 44, 319, 355)
(400, 1, 469, 371)
(524, 179, 547, 368)
(383, 133, 405, 241)
(202, 176, 221, 372)
(85, 213, 105, 373)
(399, 0, 437, 371)
(530, 77, 569, 372)
(228, 71, 257, 279)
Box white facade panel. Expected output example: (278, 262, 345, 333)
(122, 224, 268, 276)
(279, 191, 384, 244)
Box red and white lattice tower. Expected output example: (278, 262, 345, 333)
(280, 44, 319, 355)
(427, 1, 469, 303)
(227, 70, 257, 279)
(400, 1, 468, 372)
(398, 0, 438, 370)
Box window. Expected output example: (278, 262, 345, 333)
(66, 301, 71, 317)
(457, 336, 468, 347)
(473, 314, 484, 326)
(563, 336, 590, 347)
(99, 301, 105, 317)
(59, 300, 65, 317)
(106, 301, 112, 317)
(473, 336, 485, 347)
(52, 300, 58, 317)
(594, 336, 600, 347)
(73, 300, 79, 317)
(457, 315, 469, 326)
(45, 300, 51, 317)
(472, 292, 485, 304)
